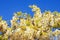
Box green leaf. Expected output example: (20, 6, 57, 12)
(17, 11, 22, 16)
(0, 35, 2, 40)
(53, 11, 59, 16)
(0, 16, 2, 21)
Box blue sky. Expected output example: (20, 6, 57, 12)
(0, 0, 60, 21)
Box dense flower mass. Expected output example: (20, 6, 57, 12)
(0, 5, 60, 40)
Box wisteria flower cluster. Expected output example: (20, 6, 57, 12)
(0, 5, 60, 40)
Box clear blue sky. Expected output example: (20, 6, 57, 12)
(0, 0, 60, 20)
